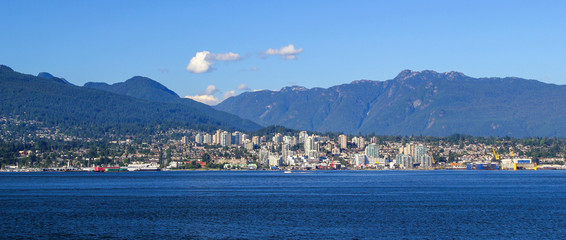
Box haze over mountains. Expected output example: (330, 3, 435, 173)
(0, 65, 261, 137)
(216, 70, 566, 137)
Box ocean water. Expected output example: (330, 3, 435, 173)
(1, 170, 565, 239)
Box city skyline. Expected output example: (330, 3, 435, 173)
(2, 1, 566, 105)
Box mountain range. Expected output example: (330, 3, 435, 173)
(4, 64, 566, 137)
(0, 65, 261, 137)
(216, 70, 566, 137)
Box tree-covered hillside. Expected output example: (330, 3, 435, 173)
(216, 70, 566, 137)
(0, 65, 261, 137)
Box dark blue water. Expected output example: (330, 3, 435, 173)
(1, 171, 565, 239)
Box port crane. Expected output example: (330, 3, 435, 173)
(492, 147, 500, 161)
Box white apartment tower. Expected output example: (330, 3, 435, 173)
(338, 134, 347, 149)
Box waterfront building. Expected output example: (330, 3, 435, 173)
(365, 143, 379, 164)
(366, 143, 379, 158)
(415, 144, 432, 167)
(304, 135, 319, 159)
(268, 155, 282, 167)
(396, 154, 414, 168)
(282, 144, 293, 165)
(421, 155, 433, 168)
(259, 150, 270, 166)
(354, 154, 367, 166)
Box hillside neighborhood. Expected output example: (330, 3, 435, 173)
(2, 116, 564, 172)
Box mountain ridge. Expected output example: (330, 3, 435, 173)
(0, 65, 262, 137)
(83, 75, 262, 131)
(84, 76, 180, 103)
(216, 70, 566, 137)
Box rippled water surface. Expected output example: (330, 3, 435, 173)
(1, 170, 565, 239)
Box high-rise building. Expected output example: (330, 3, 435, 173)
(232, 131, 242, 146)
(338, 134, 347, 149)
(214, 130, 222, 145)
(299, 131, 308, 143)
(404, 143, 415, 157)
(352, 136, 365, 149)
(181, 136, 189, 144)
(195, 133, 203, 144)
(220, 131, 231, 146)
(396, 154, 414, 168)
(252, 136, 260, 146)
(272, 133, 283, 143)
(244, 139, 253, 150)
(282, 143, 293, 165)
(415, 145, 432, 168)
(370, 136, 378, 144)
(354, 154, 367, 166)
(283, 136, 294, 145)
(259, 150, 270, 165)
(304, 135, 319, 159)
(268, 155, 282, 167)
(203, 134, 212, 144)
(415, 145, 427, 160)
(421, 155, 433, 168)
(365, 143, 379, 160)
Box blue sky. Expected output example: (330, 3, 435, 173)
(1, 0, 565, 105)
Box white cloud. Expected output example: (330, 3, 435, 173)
(185, 84, 222, 105)
(186, 51, 242, 73)
(237, 84, 250, 91)
(223, 90, 237, 99)
(250, 67, 259, 71)
(264, 44, 303, 59)
(204, 85, 218, 95)
(212, 52, 241, 61)
(185, 94, 221, 105)
(185, 84, 243, 106)
(186, 51, 212, 73)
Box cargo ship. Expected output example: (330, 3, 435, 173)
(94, 167, 127, 172)
(126, 162, 160, 171)
(466, 163, 499, 170)
(501, 158, 537, 170)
